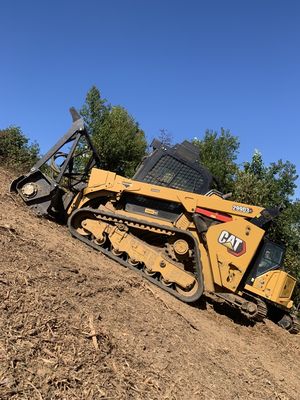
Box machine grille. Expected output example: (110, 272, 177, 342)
(142, 155, 206, 193)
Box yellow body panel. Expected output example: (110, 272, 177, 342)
(206, 219, 265, 291)
(71, 168, 265, 217)
(245, 271, 296, 308)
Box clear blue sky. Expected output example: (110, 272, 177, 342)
(1, 0, 300, 197)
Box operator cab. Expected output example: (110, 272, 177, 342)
(247, 240, 285, 283)
(133, 139, 218, 195)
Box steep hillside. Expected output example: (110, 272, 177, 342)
(0, 167, 299, 400)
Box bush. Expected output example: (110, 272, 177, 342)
(0, 126, 39, 171)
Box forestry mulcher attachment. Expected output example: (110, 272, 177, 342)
(11, 109, 300, 333)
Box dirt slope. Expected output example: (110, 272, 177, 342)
(0, 167, 299, 400)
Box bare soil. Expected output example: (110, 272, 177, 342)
(0, 167, 299, 400)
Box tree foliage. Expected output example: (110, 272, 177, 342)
(193, 128, 240, 193)
(234, 151, 298, 207)
(80, 86, 108, 132)
(80, 86, 147, 177)
(0, 126, 39, 171)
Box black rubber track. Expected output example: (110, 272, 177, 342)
(68, 207, 204, 303)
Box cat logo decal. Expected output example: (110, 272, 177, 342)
(218, 231, 246, 256)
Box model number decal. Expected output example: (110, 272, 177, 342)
(218, 230, 246, 256)
(232, 205, 253, 214)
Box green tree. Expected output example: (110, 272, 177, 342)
(80, 86, 109, 130)
(193, 128, 240, 193)
(277, 201, 300, 276)
(81, 86, 147, 177)
(94, 106, 147, 177)
(0, 126, 39, 171)
(235, 151, 297, 207)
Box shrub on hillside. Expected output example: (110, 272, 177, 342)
(0, 126, 39, 171)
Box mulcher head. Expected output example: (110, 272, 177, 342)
(10, 108, 101, 222)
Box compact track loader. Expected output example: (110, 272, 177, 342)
(11, 109, 300, 333)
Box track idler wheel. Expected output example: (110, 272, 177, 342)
(127, 257, 140, 267)
(143, 265, 156, 277)
(159, 275, 173, 287)
(175, 280, 199, 298)
(111, 246, 124, 257)
(93, 233, 107, 246)
(277, 313, 300, 334)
